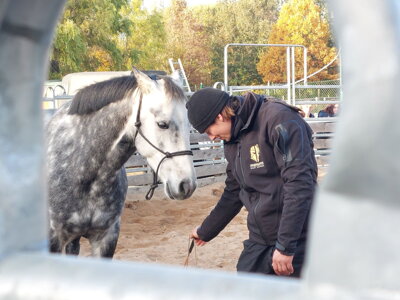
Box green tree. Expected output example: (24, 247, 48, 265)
(204, 0, 280, 86)
(51, 19, 87, 79)
(257, 0, 338, 83)
(50, 0, 131, 78)
(163, 0, 213, 88)
(162, 0, 279, 88)
(119, 0, 167, 71)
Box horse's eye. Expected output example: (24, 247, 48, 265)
(157, 121, 169, 129)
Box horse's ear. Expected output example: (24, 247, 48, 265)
(170, 70, 184, 88)
(132, 67, 154, 93)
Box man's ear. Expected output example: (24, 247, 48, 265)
(216, 113, 224, 122)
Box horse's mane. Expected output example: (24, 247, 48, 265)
(68, 74, 186, 115)
(68, 76, 137, 115)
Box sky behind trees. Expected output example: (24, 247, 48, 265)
(143, 0, 218, 10)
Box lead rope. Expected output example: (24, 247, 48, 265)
(133, 92, 193, 200)
(183, 238, 197, 267)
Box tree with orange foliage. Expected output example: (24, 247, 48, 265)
(257, 0, 338, 84)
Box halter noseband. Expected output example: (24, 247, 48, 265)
(133, 92, 193, 200)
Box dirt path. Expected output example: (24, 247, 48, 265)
(81, 182, 248, 272)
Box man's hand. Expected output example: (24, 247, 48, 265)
(190, 226, 207, 246)
(272, 249, 294, 276)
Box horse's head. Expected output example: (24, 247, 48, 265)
(130, 68, 196, 200)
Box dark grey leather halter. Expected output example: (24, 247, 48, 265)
(133, 92, 193, 200)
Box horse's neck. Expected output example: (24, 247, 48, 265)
(74, 98, 136, 179)
(100, 133, 136, 176)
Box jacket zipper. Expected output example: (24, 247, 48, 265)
(238, 142, 270, 244)
(237, 142, 248, 188)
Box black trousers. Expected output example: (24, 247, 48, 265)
(236, 239, 306, 278)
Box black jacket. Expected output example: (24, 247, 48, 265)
(197, 92, 317, 255)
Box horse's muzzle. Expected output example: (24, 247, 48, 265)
(166, 178, 197, 200)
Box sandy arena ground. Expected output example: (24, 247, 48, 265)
(81, 182, 248, 272)
(81, 168, 327, 272)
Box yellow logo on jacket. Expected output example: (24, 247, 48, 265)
(249, 144, 264, 169)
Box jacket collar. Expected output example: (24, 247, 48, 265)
(230, 92, 263, 141)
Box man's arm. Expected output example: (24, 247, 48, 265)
(269, 109, 316, 275)
(195, 159, 243, 242)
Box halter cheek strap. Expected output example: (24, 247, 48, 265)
(133, 93, 193, 200)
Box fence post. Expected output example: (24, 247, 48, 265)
(304, 0, 400, 297)
(0, 0, 66, 257)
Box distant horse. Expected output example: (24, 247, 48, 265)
(46, 68, 197, 258)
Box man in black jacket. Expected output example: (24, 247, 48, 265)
(186, 88, 317, 277)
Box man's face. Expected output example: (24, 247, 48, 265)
(204, 114, 232, 142)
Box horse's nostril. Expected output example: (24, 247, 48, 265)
(179, 179, 194, 197)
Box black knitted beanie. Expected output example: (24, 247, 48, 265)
(186, 88, 230, 133)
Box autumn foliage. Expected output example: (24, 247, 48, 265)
(50, 0, 338, 89)
(257, 0, 338, 83)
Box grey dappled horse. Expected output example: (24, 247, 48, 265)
(46, 69, 197, 258)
